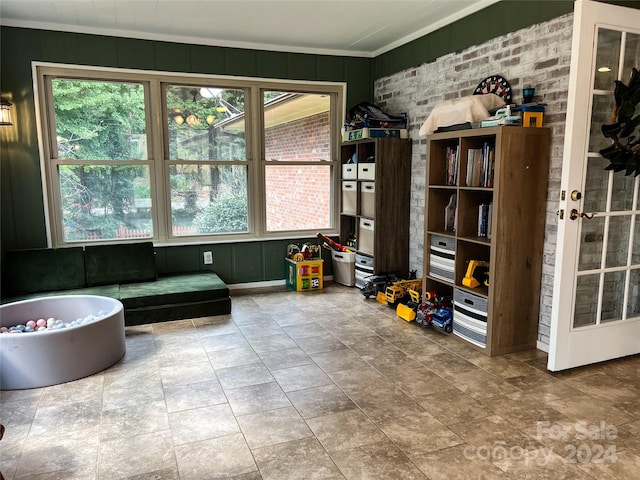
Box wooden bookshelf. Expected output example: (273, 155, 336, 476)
(340, 137, 412, 286)
(423, 126, 550, 356)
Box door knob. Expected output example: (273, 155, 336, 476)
(569, 209, 595, 220)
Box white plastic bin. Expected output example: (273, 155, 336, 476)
(331, 251, 355, 286)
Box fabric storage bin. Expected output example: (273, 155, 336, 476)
(360, 182, 375, 218)
(453, 288, 488, 348)
(355, 253, 374, 269)
(429, 235, 455, 282)
(342, 181, 357, 215)
(331, 251, 355, 286)
(358, 218, 375, 256)
(355, 268, 372, 289)
(354, 253, 374, 289)
(342, 164, 357, 180)
(357, 163, 375, 181)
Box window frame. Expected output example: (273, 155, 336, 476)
(34, 62, 344, 246)
(260, 87, 337, 234)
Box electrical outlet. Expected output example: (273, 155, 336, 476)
(203, 251, 213, 264)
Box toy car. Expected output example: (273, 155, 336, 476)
(416, 294, 453, 333)
(430, 308, 453, 333)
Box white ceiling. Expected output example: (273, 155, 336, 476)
(0, 0, 501, 57)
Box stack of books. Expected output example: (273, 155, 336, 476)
(465, 142, 494, 187)
(446, 146, 458, 186)
(478, 202, 493, 238)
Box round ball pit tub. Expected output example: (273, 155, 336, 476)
(0, 295, 126, 390)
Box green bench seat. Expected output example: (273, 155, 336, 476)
(1, 242, 231, 325)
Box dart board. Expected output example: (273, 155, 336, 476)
(474, 75, 512, 104)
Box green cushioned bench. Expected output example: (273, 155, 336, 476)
(1, 242, 231, 326)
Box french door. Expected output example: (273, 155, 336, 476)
(548, 0, 640, 371)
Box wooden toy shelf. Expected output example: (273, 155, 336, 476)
(339, 137, 411, 287)
(423, 126, 551, 356)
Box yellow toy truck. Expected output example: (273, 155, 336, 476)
(379, 277, 422, 306)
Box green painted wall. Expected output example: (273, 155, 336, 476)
(6, 1, 617, 283)
(0, 27, 371, 281)
(154, 238, 333, 284)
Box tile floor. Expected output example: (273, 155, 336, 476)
(1, 284, 639, 479)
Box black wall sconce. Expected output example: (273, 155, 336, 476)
(0, 97, 13, 126)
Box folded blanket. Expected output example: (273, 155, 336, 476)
(420, 93, 505, 135)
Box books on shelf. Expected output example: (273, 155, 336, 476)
(466, 148, 483, 187)
(465, 142, 495, 187)
(445, 194, 457, 232)
(446, 146, 458, 186)
(478, 202, 493, 238)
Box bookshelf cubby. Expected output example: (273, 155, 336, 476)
(423, 126, 551, 356)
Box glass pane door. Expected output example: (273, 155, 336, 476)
(574, 28, 640, 328)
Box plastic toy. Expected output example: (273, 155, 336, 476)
(383, 277, 422, 307)
(287, 242, 320, 261)
(480, 106, 521, 127)
(396, 288, 422, 321)
(287, 243, 301, 259)
(430, 308, 453, 333)
(360, 273, 398, 299)
(416, 293, 453, 333)
(316, 232, 352, 253)
(462, 260, 490, 288)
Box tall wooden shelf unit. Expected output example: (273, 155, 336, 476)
(423, 126, 550, 356)
(340, 137, 412, 283)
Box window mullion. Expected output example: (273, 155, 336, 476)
(147, 79, 168, 241)
(249, 86, 265, 236)
(42, 76, 65, 246)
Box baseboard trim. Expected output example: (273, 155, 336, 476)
(228, 279, 286, 291)
(229, 276, 334, 293)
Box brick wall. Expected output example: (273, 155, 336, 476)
(264, 113, 331, 231)
(373, 12, 574, 349)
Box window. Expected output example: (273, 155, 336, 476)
(51, 78, 152, 241)
(35, 65, 343, 245)
(263, 91, 332, 232)
(165, 84, 249, 237)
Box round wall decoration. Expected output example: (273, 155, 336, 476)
(474, 75, 512, 104)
